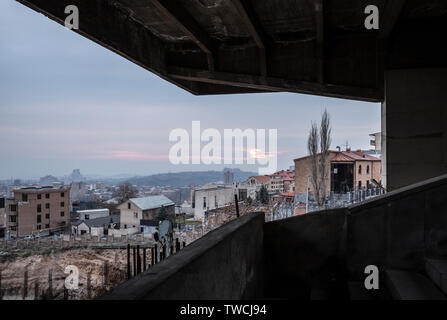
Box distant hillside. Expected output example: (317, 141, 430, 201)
(124, 169, 257, 187)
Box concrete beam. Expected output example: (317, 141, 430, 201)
(230, 0, 267, 76)
(151, 0, 216, 71)
(168, 66, 383, 102)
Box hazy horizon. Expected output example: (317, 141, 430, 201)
(0, 1, 381, 180)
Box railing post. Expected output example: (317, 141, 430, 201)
(127, 243, 131, 280)
(48, 269, 53, 300)
(151, 247, 155, 266)
(143, 247, 147, 271)
(104, 261, 109, 287)
(133, 246, 137, 277)
(34, 282, 39, 300)
(136, 245, 141, 275)
(23, 269, 28, 300)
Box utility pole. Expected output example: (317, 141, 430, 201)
(306, 175, 310, 213)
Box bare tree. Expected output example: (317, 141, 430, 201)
(308, 121, 321, 207)
(113, 182, 138, 203)
(307, 110, 332, 209)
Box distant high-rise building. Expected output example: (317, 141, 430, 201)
(370, 132, 382, 151)
(39, 175, 59, 185)
(224, 170, 234, 185)
(70, 169, 84, 182)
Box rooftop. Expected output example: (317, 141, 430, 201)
(130, 195, 175, 211)
(294, 150, 381, 162)
(249, 176, 270, 184)
(77, 208, 110, 213)
(13, 185, 69, 192)
(73, 214, 120, 228)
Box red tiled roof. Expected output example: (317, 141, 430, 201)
(343, 151, 380, 161)
(280, 192, 295, 197)
(331, 151, 380, 163)
(271, 170, 295, 179)
(331, 153, 355, 163)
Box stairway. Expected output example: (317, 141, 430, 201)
(384, 258, 447, 300)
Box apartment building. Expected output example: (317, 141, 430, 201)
(6, 186, 71, 237)
(294, 149, 381, 195)
(269, 170, 295, 194)
(191, 184, 234, 220)
(0, 197, 5, 238)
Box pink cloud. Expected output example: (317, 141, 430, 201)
(93, 151, 170, 161)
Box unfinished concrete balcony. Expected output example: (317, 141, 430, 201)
(101, 174, 447, 300)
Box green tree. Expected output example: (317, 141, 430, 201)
(157, 205, 168, 221)
(246, 196, 253, 205)
(259, 185, 269, 205)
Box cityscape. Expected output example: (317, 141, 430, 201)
(0, 131, 383, 300)
(2, 0, 447, 307)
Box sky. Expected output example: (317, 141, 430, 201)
(0, 0, 380, 180)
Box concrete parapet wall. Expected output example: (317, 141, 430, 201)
(101, 212, 264, 300)
(264, 208, 347, 298)
(347, 173, 447, 279)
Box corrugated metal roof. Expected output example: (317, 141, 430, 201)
(130, 195, 174, 211)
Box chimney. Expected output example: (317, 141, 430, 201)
(346, 147, 351, 152)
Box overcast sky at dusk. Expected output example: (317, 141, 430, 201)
(0, 1, 380, 180)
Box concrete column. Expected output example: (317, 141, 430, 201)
(383, 69, 447, 190)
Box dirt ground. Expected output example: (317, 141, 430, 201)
(0, 248, 129, 300)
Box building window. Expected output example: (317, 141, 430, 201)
(61, 211, 65, 217)
(133, 212, 138, 218)
(45, 224, 49, 229)
(45, 203, 50, 209)
(37, 215, 41, 223)
(22, 193, 28, 201)
(37, 225, 41, 230)
(9, 226, 17, 231)
(9, 204, 17, 212)
(128, 203, 131, 209)
(61, 192, 65, 197)
(8, 215, 17, 223)
(367, 165, 370, 174)
(124, 224, 127, 229)
(85, 214, 89, 220)
(60, 201, 65, 207)
(45, 213, 50, 219)
(203, 197, 206, 209)
(37, 194, 41, 200)
(358, 181, 362, 189)
(358, 165, 362, 174)
(37, 204, 42, 213)
(45, 193, 50, 199)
